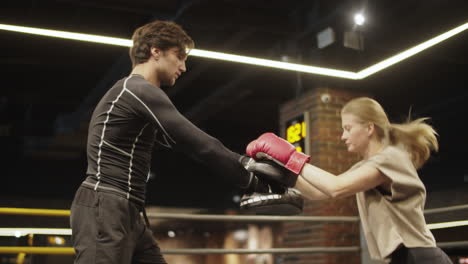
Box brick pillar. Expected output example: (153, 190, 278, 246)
(277, 87, 363, 264)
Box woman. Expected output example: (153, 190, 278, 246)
(246, 97, 452, 264)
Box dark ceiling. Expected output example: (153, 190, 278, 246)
(1, 0, 467, 209)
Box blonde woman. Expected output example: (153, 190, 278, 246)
(246, 97, 452, 264)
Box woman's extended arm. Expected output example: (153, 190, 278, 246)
(298, 163, 389, 199)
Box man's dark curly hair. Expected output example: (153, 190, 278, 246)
(129, 20, 194, 67)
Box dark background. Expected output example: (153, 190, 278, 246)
(1, 0, 467, 209)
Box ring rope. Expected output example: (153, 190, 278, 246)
(1, 242, 467, 255)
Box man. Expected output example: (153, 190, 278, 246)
(70, 20, 277, 264)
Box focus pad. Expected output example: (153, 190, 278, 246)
(240, 188, 303, 215)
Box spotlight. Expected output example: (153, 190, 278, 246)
(232, 195, 240, 203)
(354, 13, 365, 26)
(233, 229, 248, 242)
(167, 230, 176, 238)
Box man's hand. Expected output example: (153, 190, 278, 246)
(239, 155, 298, 188)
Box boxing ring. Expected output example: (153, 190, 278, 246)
(1, 205, 467, 261)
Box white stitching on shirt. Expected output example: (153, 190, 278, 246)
(123, 87, 176, 146)
(95, 78, 128, 189)
(102, 140, 132, 157)
(127, 123, 149, 199)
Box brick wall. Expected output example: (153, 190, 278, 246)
(277, 87, 363, 264)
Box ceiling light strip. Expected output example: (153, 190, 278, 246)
(0, 23, 357, 79)
(0, 24, 132, 47)
(1, 22, 467, 80)
(189, 49, 358, 79)
(358, 22, 468, 79)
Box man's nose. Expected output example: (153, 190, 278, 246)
(180, 62, 186, 72)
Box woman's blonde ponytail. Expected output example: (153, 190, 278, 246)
(389, 118, 438, 168)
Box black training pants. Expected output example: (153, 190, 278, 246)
(390, 246, 453, 264)
(70, 186, 167, 264)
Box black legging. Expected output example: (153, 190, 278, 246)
(390, 246, 453, 264)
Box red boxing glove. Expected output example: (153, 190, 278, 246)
(246, 133, 310, 175)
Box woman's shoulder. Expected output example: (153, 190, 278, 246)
(381, 145, 410, 158)
(350, 145, 409, 171)
(371, 145, 412, 169)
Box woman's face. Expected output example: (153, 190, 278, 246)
(341, 113, 371, 155)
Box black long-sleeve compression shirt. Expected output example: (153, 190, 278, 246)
(85, 74, 250, 202)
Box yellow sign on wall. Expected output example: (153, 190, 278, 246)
(285, 114, 306, 153)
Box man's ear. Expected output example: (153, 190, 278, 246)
(367, 122, 375, 136)
(151, 47, 161, 60)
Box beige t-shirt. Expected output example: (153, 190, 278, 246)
(349, 145, 436, 261)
